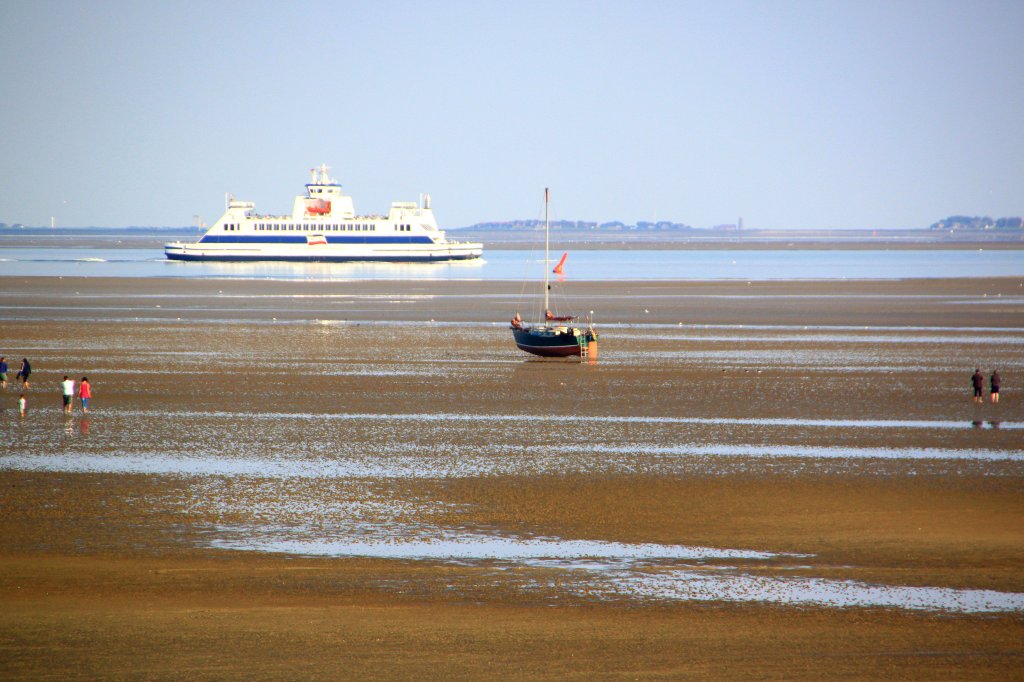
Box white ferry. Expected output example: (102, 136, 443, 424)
(164, 165, 483, 262)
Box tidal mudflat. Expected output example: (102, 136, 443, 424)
(1, 276, 1022, 679)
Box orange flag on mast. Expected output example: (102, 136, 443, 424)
(552, 252, 568, 275)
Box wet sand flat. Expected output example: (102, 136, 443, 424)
(1, 275, 1023, 679)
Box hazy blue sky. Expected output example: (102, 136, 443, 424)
(1, 1, 1022, 229)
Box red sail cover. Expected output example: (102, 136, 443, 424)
(545, 309, 575, 322)
(305, 198, 331, 215)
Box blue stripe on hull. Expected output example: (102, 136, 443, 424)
(197, 235, 436, 245)
(165, 252, 481, 263)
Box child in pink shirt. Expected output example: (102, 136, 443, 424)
(79, 377, 92, 414)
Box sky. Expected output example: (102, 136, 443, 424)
(1, 0, 1022, 230)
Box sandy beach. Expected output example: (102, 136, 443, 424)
(1, 275, 1022, 679)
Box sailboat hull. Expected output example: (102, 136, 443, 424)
(512, 327, 587, 357)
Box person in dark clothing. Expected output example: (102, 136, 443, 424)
(16, 358, 31, 389)
(971, 368, 985, 403)
(990, 370, 1001, 404)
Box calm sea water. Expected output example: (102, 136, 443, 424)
(0, 246, 1021, 280)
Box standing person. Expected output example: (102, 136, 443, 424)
(990, 369, 1001, 404)
(0, 356, 7, 390)
(61, 375, 75, 414)
(79, 376, 91, 414)
(17, 358, 31, 389)
(971, 368, 985, 403)
(18, 393, 26, 416)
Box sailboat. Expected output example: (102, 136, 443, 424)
(510, 188, 598, 358)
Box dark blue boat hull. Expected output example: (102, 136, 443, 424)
(512, 327, 593, 357)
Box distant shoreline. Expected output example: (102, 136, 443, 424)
(1, 229, 1022, 251)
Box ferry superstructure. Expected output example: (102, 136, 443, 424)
(164, 165, 483, 262)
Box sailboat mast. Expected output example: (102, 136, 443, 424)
(544, 187, 550, 315)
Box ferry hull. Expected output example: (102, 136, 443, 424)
(164, 243, 483, 263)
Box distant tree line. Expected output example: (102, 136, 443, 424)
(929, 216, 1023, 231)
(464, 219, 693, 231)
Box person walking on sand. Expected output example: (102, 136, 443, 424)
(79, 376, 91, 414)
(0, 357, 8, 390)
(61, 375, 75, 414)
(990, 370, 1001, 404)
(16, 358, 30, 389)
(971, 368, 985, 403)
(18, 393, 26, 416)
